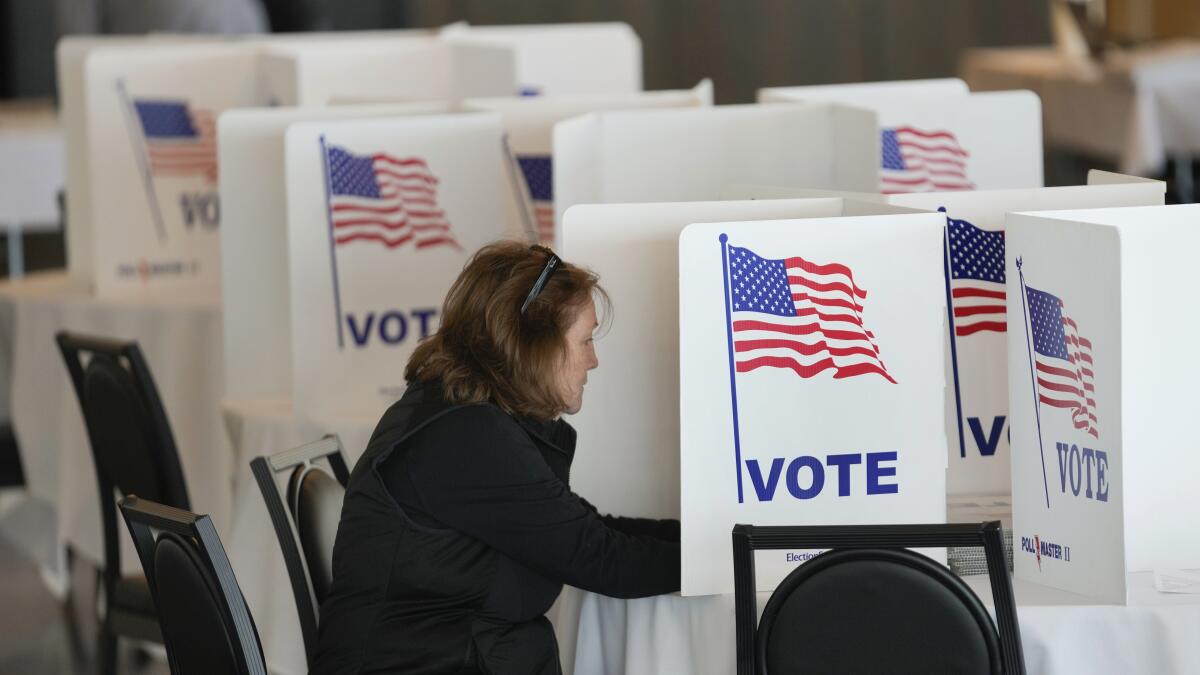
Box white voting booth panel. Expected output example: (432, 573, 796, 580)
(561, 198, 920, 524)
(259, 41, 516, 106)
(465, 81, 712, 245)
(441, 22, 642, 96)
(0, 123, 63, 227)
(762, 86, 1044, 193)
(218, 102, 452, 401)
(57, 33, 444, 289)
(1006, 203, 1200, 603)
(553, 103, 879, 225)
(84, 43, 266, 297)
(58, 35, 229, 289)
(285, 114, 511, 421)
(679, 216, 947, 596)
(724, 174, 1166, 498)
(759, 78, 970, 103)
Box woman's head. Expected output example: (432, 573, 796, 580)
(405, 241, 608, 420)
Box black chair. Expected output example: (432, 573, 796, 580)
(56, 331, 189, 674)
(250, 434, 349, 665)
(118, 495, 266, 675)
(732, 521, 1024, 675)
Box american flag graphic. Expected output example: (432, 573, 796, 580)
(324, 145, 460, 251)
(881, 126, 975, 194)
(725, 244, 896, 383)
(1025, 284, 1098, 438)
(133, 99, 217, 182)
(516, 155, 554, 244)
(947, 214, 1006, 336)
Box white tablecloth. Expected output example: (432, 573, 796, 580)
(220, 396, 591, 675)
(573, 572, 1200, 675)
(0, 100, 63, 228)
(960, 42, 1200, 176)
(0, 272, 228, 575)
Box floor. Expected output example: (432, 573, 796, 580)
(0, 490, 168, 675)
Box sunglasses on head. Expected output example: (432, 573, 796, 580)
(521, 245, 561, 314)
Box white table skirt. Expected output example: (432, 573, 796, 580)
(573, 572, 1200, 675)
(0, 272, 228, 575)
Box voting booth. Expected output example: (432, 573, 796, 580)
(259, 40, 517, 106)
(58, 36, 233, 292)
(725, 174, 1166, 498)
(465, 80, 712, 244)
(761, 83, 1044, 193)
(441, 22, 642, 96)
(218, 102, 454, 402)
(678, 214, 948, 596)
(284, 113, 511, 421)
(1007, 203, 1200, 603)
(562, 198, 925, 524)
(83, 43, 265, 296)
(553, 103, 880, 223)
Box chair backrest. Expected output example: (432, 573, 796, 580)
(56, 331, 189, 582)
(119, 495, 266, 675)
(732, 521, 1024, 675)
(249, 435, 349, 665)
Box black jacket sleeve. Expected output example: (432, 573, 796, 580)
(400, 406, 681, 599)
(578, 496, 681, 541)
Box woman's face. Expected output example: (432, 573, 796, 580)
(556, 299, 599, 416)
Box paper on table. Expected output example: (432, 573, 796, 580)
(1153, 569, 1200, 594)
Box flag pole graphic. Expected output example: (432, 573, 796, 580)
(1017, 257, 1051, 508)
(939, 209, 968, 458)
(500, 134, 540, 245)
(115, 79, 167, 242)
(319, 135, 346, 350)
(719, 234, 745, 504)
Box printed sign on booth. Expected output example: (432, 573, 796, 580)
(1007, 204, 1200, 603)
(561, 198, 923, 525)
(679, 216, 947, 596)
(284, 113, 510, 420)
(1006, 211, 1125, 602)
(723, 175, 1165, 497)
(85, 44, 263, 295)
(217, 102, 452, 402)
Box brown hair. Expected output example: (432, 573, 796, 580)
(406, 240, 609, 420)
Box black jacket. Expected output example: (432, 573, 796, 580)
(312, 381, 681, 675)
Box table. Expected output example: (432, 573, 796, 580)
(0, 101, 65, 276)
(0, 272, 227, 578)
(573, 572, 1200, 675)
(961, 42, 1200, 198)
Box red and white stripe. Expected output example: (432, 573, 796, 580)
(951, 281, 1006, 336)
(533, 200, 555, 245)
(1035, 313, 1098, 438)
(881, 126, 975, 194)
(146, 109, 217, 183)
(331, 155, 460, 251)
(733, 257, 896, 383)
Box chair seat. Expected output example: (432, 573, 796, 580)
(109, 574, 162, 643)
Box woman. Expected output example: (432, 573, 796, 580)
(314, 242, 681, 675)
